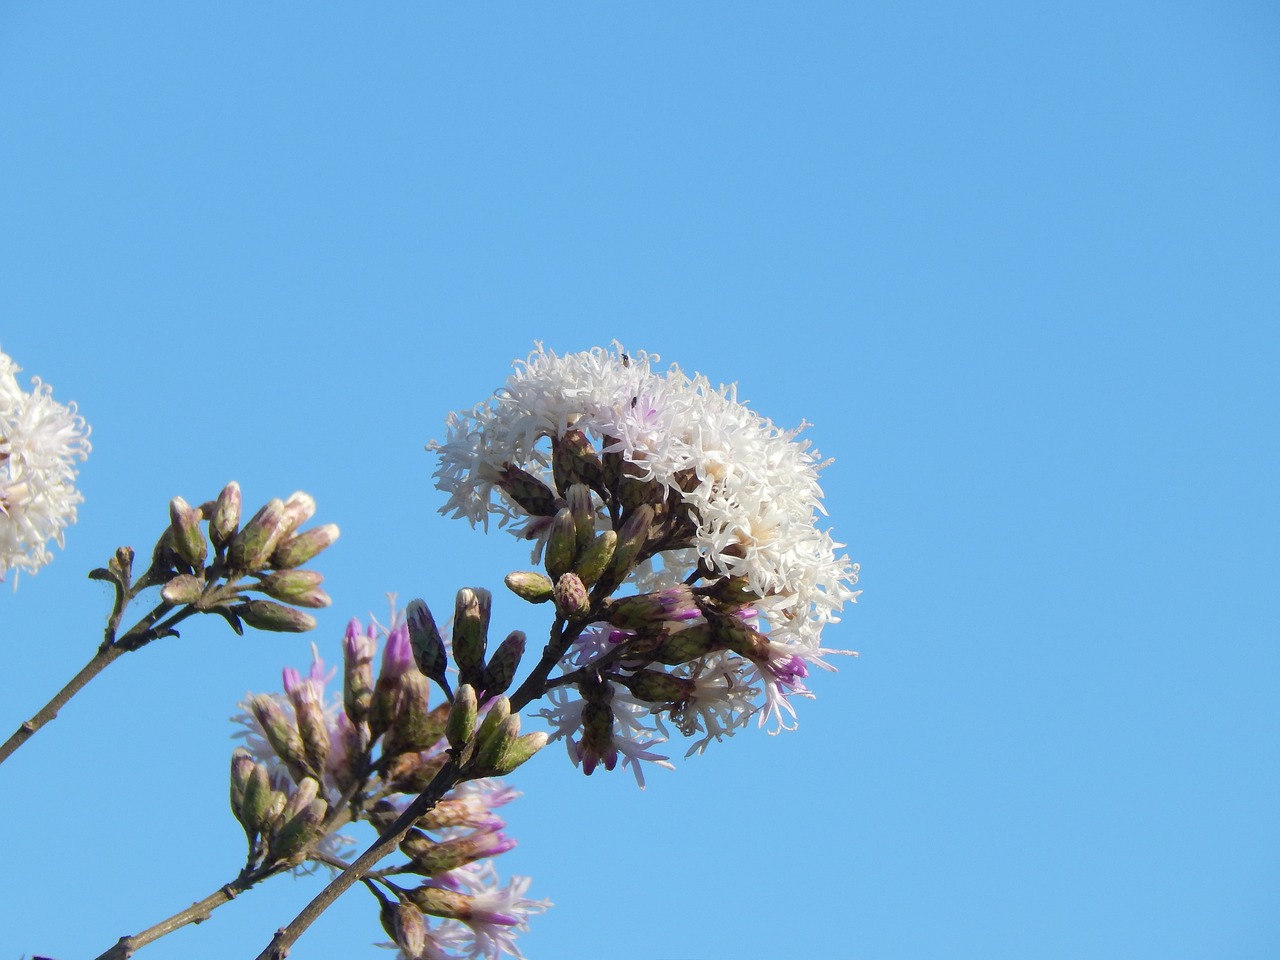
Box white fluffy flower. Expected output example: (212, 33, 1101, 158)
(432, 344, 860, 764)
(432, 343, 859, 645)
(0, 345, 90, 583)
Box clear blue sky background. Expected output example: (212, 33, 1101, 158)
(2, 3, 1278, 959)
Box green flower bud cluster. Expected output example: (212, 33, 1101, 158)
(136, 482, 339, 638)
(228, 749, 328, 867)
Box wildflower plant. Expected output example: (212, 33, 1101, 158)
(2, 343, 858, 960)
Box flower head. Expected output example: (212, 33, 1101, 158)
(0, 345, 90, 583)
(432, 344, 860, 774)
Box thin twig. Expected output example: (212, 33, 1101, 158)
(0, 642, 127, 765)
(92, 865, 270, 960)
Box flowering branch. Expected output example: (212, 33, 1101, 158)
(0, 484, 339, 768)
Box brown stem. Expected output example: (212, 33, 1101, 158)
(93, 866, 269, 960)
(0, 642, 128, 765)
(254, 758, 461, 960)
(0, 603, 195, 767)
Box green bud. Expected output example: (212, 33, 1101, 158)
(388, 900, 426, 958)
(480, 631, 525, 698)
(621, 669, 696, 704)
(407, 883, 472, 921)
(552, 428, 603, 493)
(168, 496, 207, 569)
(294, 700, 330, 778)
(575, 529, 617, 586)
(651, 623, 720, 665)
(255, 569, 331, 608)
(271, 523, 340, 569)
(609, 504, 655, 579)
(710, 614, 771, 660)
(566, 483, 595, 554)
(268, 796, 326, 864)
(452, 588, 490, 691)
(474, 696, 511, 757)
(553, 572, 591, 621)
(160, 573, 202, 606)
(209, 481, 242, 549)
(280, 491, 316, 538)
(488, 730, 549, 776)
(497, 463, 558, 516)
(236, 600, 317, 633)
(228, 498, 289, 572)
(237, 760, 273, 841)
(475, 714, 522, 773)
(446, 683, 478, 752)
(385, 672, 437, 757)
(605, 586, 697, 630)
(545, 507, 577, 582)
(406, 599, 448, 682)
(248, 693, 309, 782)
(504, 570, 554, 604)
(229, 748, 255, 823)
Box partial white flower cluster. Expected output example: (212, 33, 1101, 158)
(433, 344, 861, 779)
(434, 343, 858, 644)
(0, 345, 90, 583)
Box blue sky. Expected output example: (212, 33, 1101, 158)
(2, 3, 1278, 958)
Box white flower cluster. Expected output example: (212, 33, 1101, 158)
(433, 345, 861, 777)
(434, 343, 859, 643)
(0, 345, 91, 583)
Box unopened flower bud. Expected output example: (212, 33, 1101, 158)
(497, 463, 558, 516)
(271, 523, 340, 569)
(489, 730, 549, 776)
(474, 696, 511, 756)
(618, 462, 662, 512)
(209, 481, 242, 549)
(342, 619, 376, 724)
(268, 795, 327, 864)
(710, 614, 771, 660)
(370, 625, 414, 742)
(552, 428, 603, 493)
(545, 507, 577, 582)
(452, 588, 490, 691)
(407, 884, 472, 921)
(605, 586, 699, 631)
(475, 713, 522, 773)
(236, 759, 273, 841)
(229, 748, 255, 822)
(621, 669, 696, 704)
(503, 571, 554, 604)
(161, 573, 202, 606)
(655, 624, 727, 670)
(256, 570, 331, 608)
(480, 631, 525, 698)
(579, 698, 617, 775)
(651, 623, 720, 665)
(575, 529, 617, 586)
(236, 600, 317, 633)
(566, 483, 595, 554)
(553, 572, 590, 621)
(228, 498, 289, 572)
(168, 496, 207, 568)
(699, 575, 762, 607)
(610, 503, 655, 579)
(384, 900, 426, 958)
(446, 683, 478, 752)
(385, 672, 437, 757)
(385, 749, 448, 793)
(284, 670, 331, 777)
(403, 826, 516, 875)
(280, 491, 316, 538)
(248, 693, 309, 782)
(406, 599, 448, 684)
